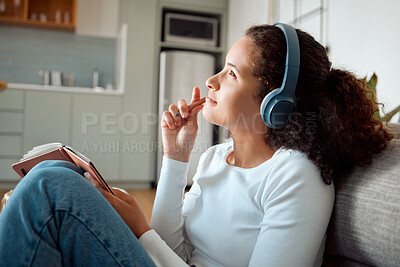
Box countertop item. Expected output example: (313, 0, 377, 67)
(0, 79, 7, 91)
(92, 69, 99, 88)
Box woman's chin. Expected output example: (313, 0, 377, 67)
(201, 106, 215, 123)
(201, 106, 223, 127)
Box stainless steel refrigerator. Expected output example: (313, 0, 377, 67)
(157, 50, 215, 185)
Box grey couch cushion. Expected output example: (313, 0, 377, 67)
(323, 138, 400, 266)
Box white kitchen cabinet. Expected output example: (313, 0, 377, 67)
(0, 136, 22, 157)
(23, 91, 72, 152)
(1, 90, 71, 181)
(0, 89, 24, 136)
(0, 0, 228, 187)
(0, 90, 24, 110)
(0, 89, 24, 181)
(0, 159, 20, 181)
(0, 112, 23, 133)
(76, 0, 120, 38)
(71, 94, 122, 181)
(0, 90, 122, 183)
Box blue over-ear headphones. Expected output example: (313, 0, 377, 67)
(260, 23, 300, 129)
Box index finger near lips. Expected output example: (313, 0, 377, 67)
(190, 86, 201, 104)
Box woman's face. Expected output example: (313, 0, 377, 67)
(202, 37, 266, 133)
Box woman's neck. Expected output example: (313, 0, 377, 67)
(227, 131, 276, 168)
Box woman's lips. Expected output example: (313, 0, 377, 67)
(206, 94, 217, 104)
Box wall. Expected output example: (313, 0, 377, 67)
(326, 0, 400, 121)
(223, 0, 272, 141)
(277, 0, 400, 122)
(117, 0, 159, 184)
(226, 0, 271, 49)
(76, 0, 120, 38)
(227, 0, 400, 122)
(0, 26, 116, 88)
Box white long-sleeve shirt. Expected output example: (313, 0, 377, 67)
(139, 140, 335, 267)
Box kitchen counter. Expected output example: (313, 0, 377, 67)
(7, 83, 124, 96)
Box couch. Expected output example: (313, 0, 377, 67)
(2, 124, 399, 266)
(323, 123, 400, 266)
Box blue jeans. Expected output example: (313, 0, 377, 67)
(0, 160, 156, 267)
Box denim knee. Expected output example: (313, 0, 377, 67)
(14, 160, 90, 201)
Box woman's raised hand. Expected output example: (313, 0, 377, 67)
(161, 86, 204, 162)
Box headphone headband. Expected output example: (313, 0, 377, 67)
(272, 23, 300, 99)
(260, 23, 300, 129)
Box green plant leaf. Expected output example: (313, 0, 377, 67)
(365, 73, 377, 102)
(373, 111, 382, 121)
(363, 72, 399, 122)
(382, 104, 400, 122)
(367, 73, 378, 94)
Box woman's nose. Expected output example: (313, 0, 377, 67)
(205, 74, 219, 91)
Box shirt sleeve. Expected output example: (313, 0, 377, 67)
(138, 230, 189, 267)
(249, 154, 335, 267)
(149, 156, 194, 264)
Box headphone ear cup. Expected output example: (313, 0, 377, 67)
(260, 88, 279, 127)
(269, 100, 294, 128)
(260, 88, 294, 129)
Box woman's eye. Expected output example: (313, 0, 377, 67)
(228, 70, 236, 78)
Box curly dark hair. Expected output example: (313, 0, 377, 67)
(245, 24, 393, 185)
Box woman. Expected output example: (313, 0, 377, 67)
(0, 24, 392, 266)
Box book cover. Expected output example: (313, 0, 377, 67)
(12, 143, 114, 195)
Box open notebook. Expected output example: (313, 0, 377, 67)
(12, 142, 114, 195)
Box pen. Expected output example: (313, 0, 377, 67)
(175, 97, 206, 116)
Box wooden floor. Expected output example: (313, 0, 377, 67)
(0, 189, 157, 224)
